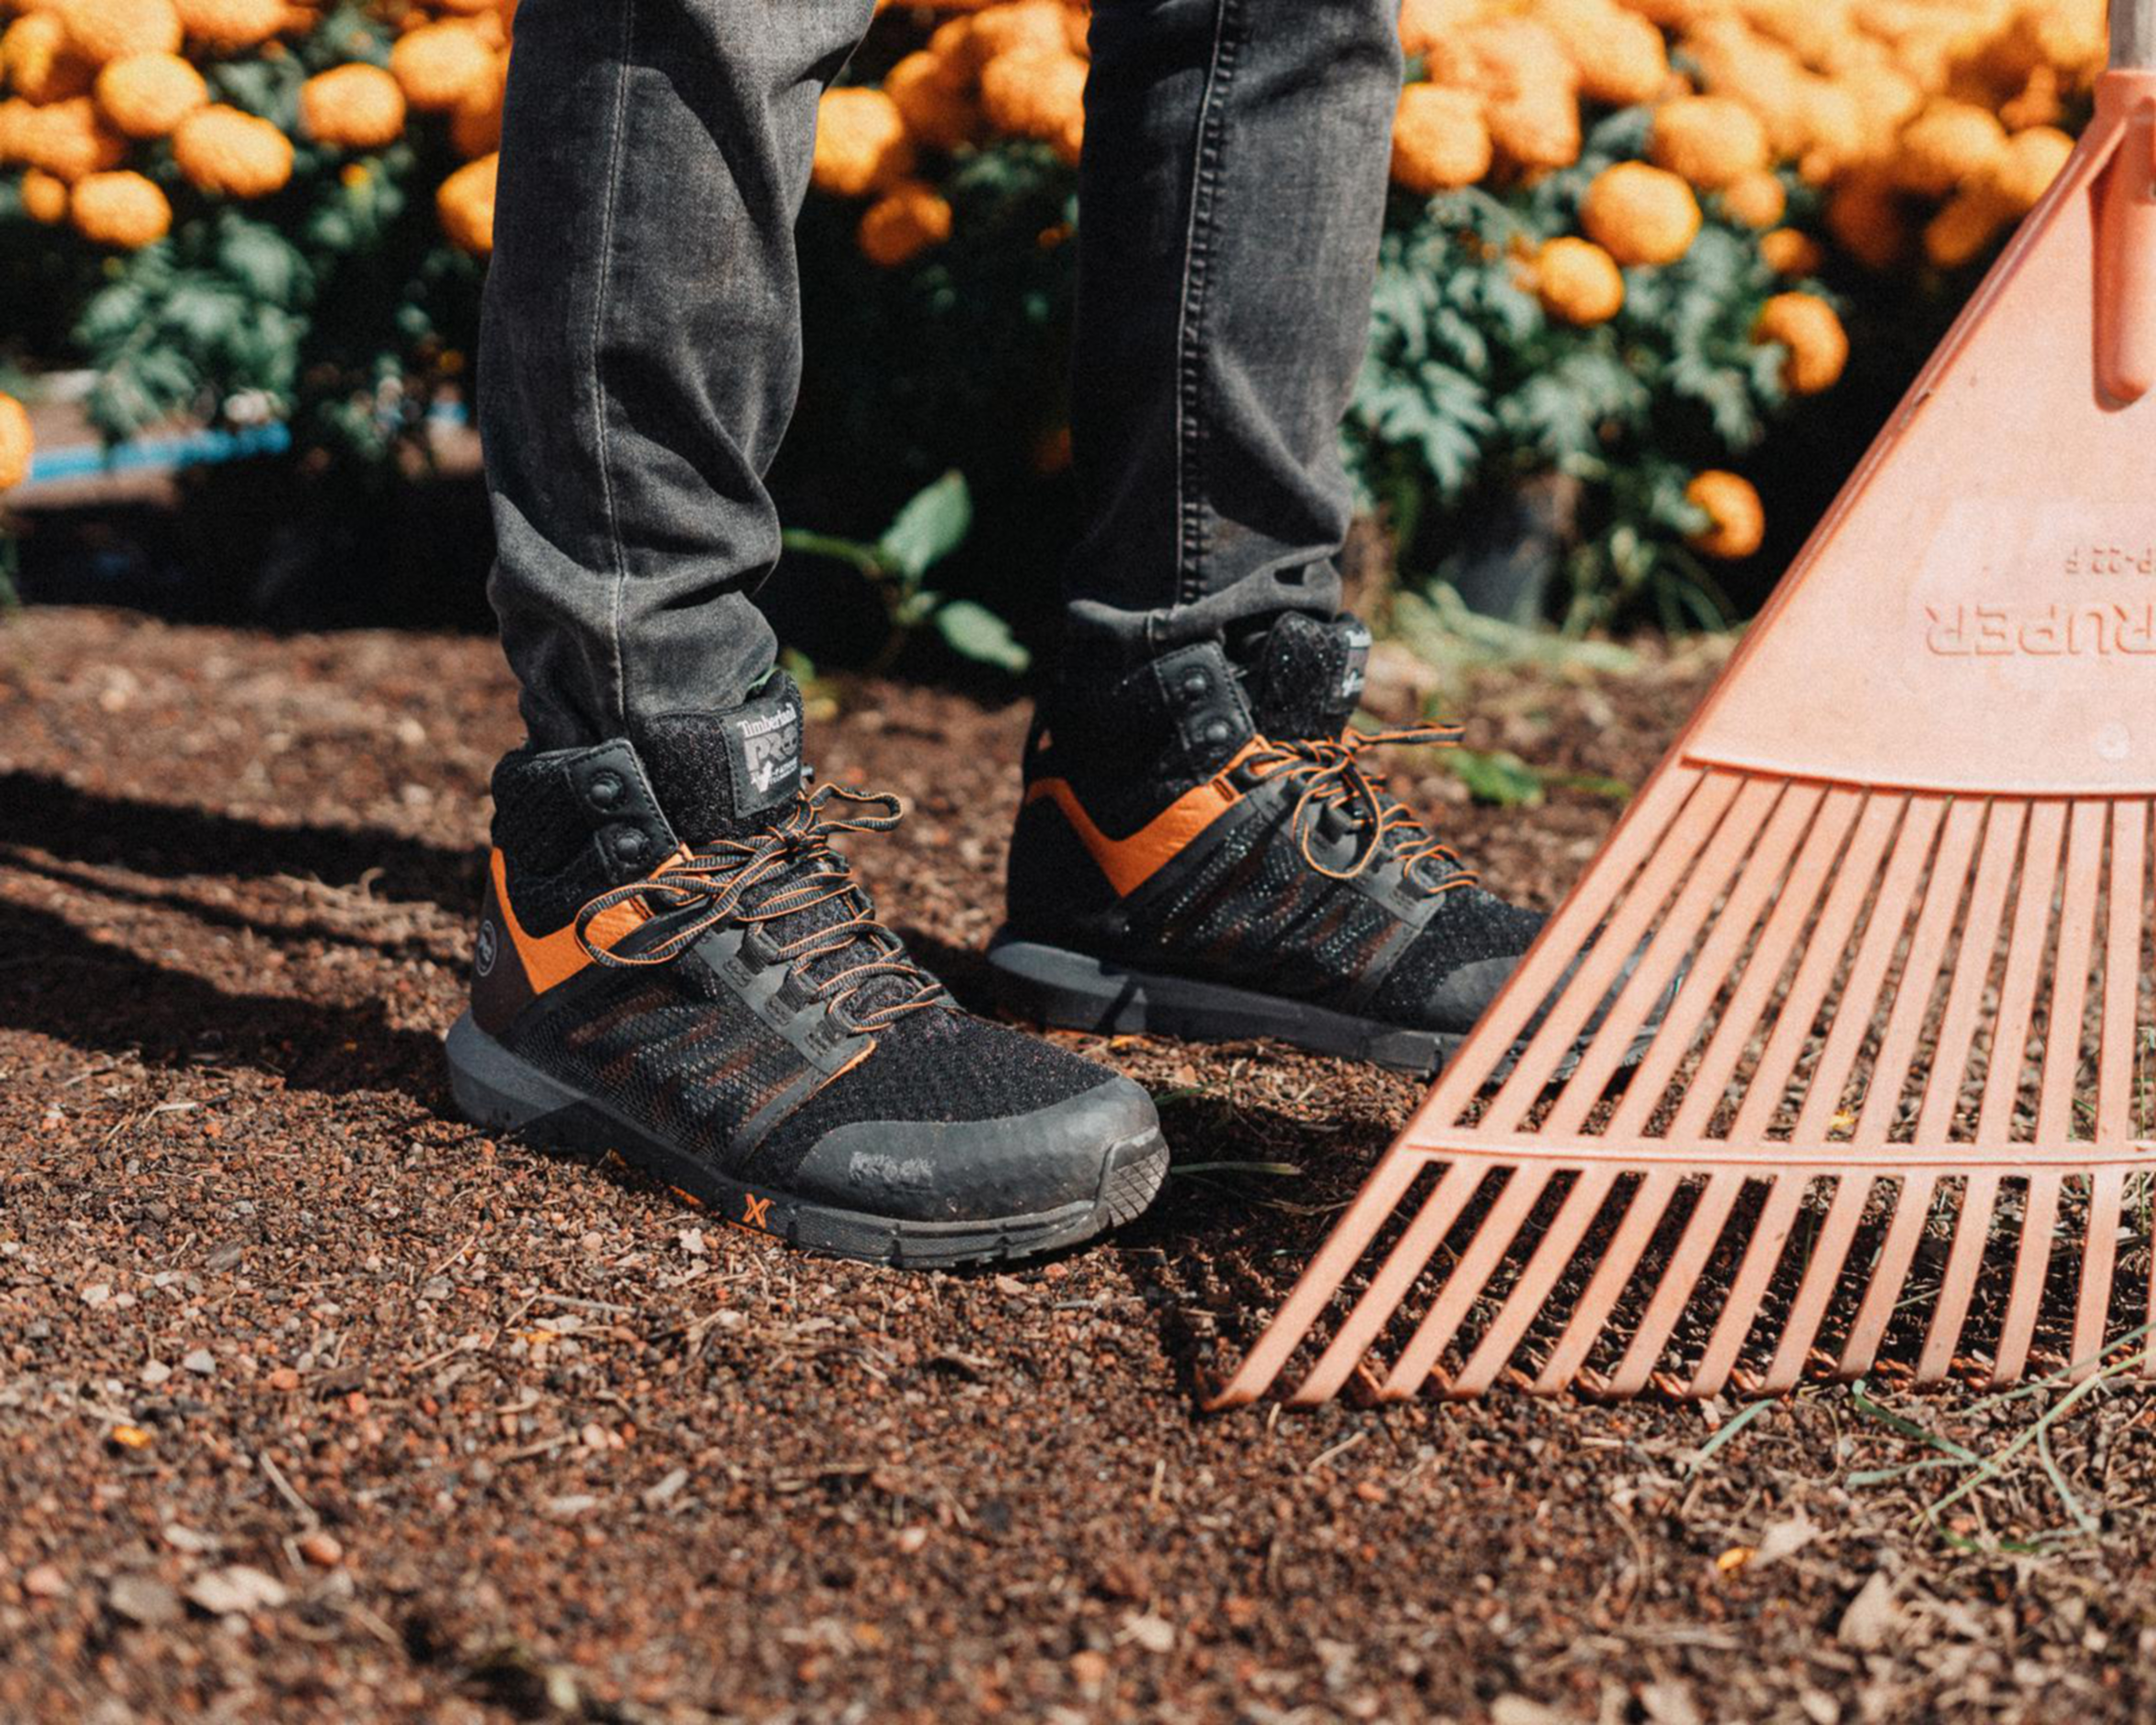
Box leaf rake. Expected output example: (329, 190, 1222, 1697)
(1213, 15, 2156, 1407)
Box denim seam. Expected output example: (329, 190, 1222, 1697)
(588, 0, 639, 733)
(1166, 0, 1241, 642)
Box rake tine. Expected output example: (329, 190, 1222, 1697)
(1601, 787, 1868, 1143)
(1606, 1171, 1747, 1398)
(1481, 771, 1747, 1128)
(1993, 800, 2106, 1383)
(1452, 1167, 1621, 1396)
(1288, 1161, 1483, 1406)
(1533, 1168, 1682, 1393)
(1919, 800, 2066, 1381)
(1205, 1152, 1429, 1409)
(1761, 1175, 1871, 1392)
(1687, 1173, 1811, 1396)
(2074, 802, 2149, 1380)
(1837, 1173, 1937, 1379)
(1382, 1165, 1559, 1398)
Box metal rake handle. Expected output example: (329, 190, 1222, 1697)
(2122, 0, 2156, 71)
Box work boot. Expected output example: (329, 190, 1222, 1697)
(448, 671, 1168, 1267)
(991, 613, 1590, 1075)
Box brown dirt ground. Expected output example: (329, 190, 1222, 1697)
(2, 606, 2152, 1725)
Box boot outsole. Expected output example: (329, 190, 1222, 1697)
(446, 1014, 1169, 1269)
(985, 935, 1661, 1081)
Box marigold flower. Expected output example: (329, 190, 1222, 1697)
(1754, 290, 1847, 393)
(1685, 470, 1764, 560)
(1923, 187, 2009, 269)
(1893, 100, 2007, 197)
(0, 391, 32, 493)
(1534, 0, 1667, 109)
(436, 149, 496, 253)
(966, 0, 1068, 65)
(299, 62, 406, 150)
(813, 86, 913, 197)
(1398, 0, 1480, 60)
(449, 58, 504, 159)
(68, 165, 168, 244)
(172, 103, 292, 197)
(389, 19, 493, 114)
(58, 0, 182, 67)
(1650, 95, 1769, 190)
(19, 164, 69, 221)
(1581, 161, 1700, 266)
(1825, 174, 1906, 270)
(1759, 225, 1823, 276)
(4, 13, 94, 104)
(1488, 82, 1580, 172)
(979, 47, 1085, 161)
(1535, 236, 1624, 325)
(1984, 124, 2072, 215)
(15, 93, 126, 180)
(885, 48, 976, 153)
(172, 0, 283, 50)
(1389, 84, 1491, 194)
(857, 177, 952, 267)
(94, 50, 205, 137)
(1720, 168, 1786, 229)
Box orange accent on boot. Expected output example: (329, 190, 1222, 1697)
(489, 848, 654, 997)
(1024, 742, 1257, 898)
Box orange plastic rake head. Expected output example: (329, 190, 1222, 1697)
(1213, 33, 2156, 1408)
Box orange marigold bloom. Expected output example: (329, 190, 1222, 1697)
(1399, 0, 1480, 60)
(172, 103, 291, 196)
(1754, 291, 1847, 394)
(389, 19, 493, 114)
(20, 164, 69, 221)
(885, 48, 976, 153)
(1650, 95, 1768, 191)
(437, 149, 497, 253)
(69, 165, 168, 244)
(449, 58, 504, 159)
(0, 391, 32, 493)
(95, 50, 205, 138)
(3, 13, 94, 104)
(1825, 174, 1906, 270)
(812, 86, 913, 197)
(1487, 81, 1580, 172)
(979, 47, 1086, 162)
(173, 0, 284, 50)
(299, 62, 406, 150)
(1535, 236, 1624, 325)
(1984, 124, 2072, 215)
(1759, 225, 1823, 276)
(1685, 470, 1764, 560)
(1719, 168, 1786, 229)
(15, 94, 126, 181)
(1534, 0, 1667, 109)
(857, 178, 953, 267)
(58, 0, 182, 67)
(1581, 161, 1700, 266)
(966, 0, 1068, 65)
(1389, 84, 1491, 194)
(1923, 187, 2009, 269)
(1893, 100, 2007, 197)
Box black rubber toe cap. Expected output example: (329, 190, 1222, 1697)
(782, 1075, 1161, 1225)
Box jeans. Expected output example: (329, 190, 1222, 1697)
(482, 0, 1404, 750)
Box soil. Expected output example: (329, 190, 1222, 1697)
(2, 606, 2153, 1725)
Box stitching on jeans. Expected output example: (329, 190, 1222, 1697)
(590, 0, 639, 733)
(1168, 0, 1241, 630)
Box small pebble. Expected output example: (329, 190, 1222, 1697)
(23, 1564, 67, 1599)
(297, 1531, 344, 1568)
(182, 1349, 217, 1377)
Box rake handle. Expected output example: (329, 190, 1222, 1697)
(2122, 0, 2156, 71)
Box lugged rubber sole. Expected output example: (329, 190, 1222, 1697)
(985, 936, 1657, 1081)
(445, 1014, 1169, 1269)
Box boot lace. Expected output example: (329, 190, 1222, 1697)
(572, 783, 946, 1029)
(1247, 722, 1481, 894)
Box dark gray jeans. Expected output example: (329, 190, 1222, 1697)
(482, 0, 1403, 750)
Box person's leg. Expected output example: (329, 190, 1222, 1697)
(460, 2, 1168, 1264)
(998, 1, 1654, 1075)
(482, 0, 868, 750)
(1062, 0, 1402, 662)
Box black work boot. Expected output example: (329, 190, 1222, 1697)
(448, 671, 1168, 1267)
(990, 613, 1591, 1075)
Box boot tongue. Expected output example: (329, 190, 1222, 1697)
(631, 672, 806, 846)
(1242, 612, 1373, 741)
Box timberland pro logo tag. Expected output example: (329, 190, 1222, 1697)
(729, 704, 802, 811)
(474, 919, 499, 978)
(1338, 619, 1372, 705)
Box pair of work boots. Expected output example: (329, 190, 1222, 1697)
(448, 614, 1550, 1267)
